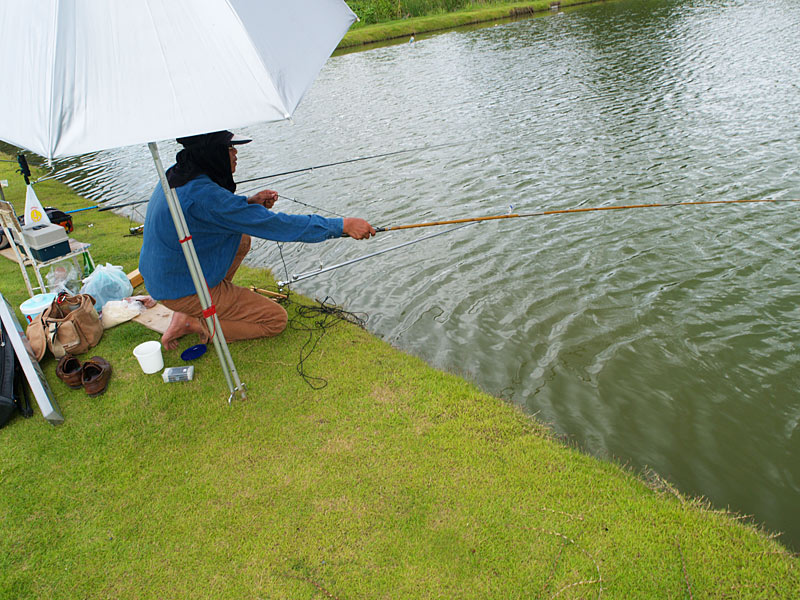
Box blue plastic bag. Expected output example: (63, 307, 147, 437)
(79, 263, 134, 313)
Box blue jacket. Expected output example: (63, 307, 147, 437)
(139, 175, 342, 300)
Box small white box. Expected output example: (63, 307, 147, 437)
(12, 223, 70, 261)
(162, 366, 194, 383)
(13, 223, 68, 248)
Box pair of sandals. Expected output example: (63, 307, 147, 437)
(56, 355, 112, 397)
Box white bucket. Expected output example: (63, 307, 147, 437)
(20, 292, 56, 324)
(133, 340, 164, 374)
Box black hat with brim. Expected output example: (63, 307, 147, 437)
(177, 130, 252, 147)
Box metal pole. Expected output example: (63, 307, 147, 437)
(148, 142, 246, 402)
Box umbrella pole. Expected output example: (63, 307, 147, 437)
(148, 142, 246, 403)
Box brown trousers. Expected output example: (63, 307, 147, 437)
(160, 235, 287, 342)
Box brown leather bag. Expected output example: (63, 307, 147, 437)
(26, 293, 103, 360)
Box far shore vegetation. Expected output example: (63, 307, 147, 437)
(340, 0, 614, 47)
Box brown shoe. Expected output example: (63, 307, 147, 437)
(82, 356, 112, 397)
(56, 354, 83, 389)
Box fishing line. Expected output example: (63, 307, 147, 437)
(272, 225, 468, 389)
(58, 142, 462, 213)
(85, 173, 329, 215)
(267, 246, 367, 390)
(287, 296, 368, 390)
(234, 141, 463, 186)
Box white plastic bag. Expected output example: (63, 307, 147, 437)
(80, 263, 133, 313)
(46, 264, 81, 295)
(100, 298, 146, 329)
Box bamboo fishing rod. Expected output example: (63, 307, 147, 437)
(371, 198, 800, 233)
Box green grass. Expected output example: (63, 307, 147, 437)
(340, 1, 609, 47)
(346, 0, 570, 25)
(0, 155, 797, 598)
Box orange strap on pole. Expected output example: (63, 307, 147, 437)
(376, 198, 799, 233)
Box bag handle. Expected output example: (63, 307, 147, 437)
(48, 293, 95, 321)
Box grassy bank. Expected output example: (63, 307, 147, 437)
(0, 155, 797, 598)
(340, 0, 610, 48)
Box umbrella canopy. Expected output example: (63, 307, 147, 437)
(0, 0, 357, 159)
(0, 0, 358, 403)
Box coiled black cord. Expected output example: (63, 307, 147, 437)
(275, 242, 368, 389)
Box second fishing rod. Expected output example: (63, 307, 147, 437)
(276, 196, 798, 286)
(64, 142, 460, 215)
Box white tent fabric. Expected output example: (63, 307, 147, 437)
(0, 0, 356, 159)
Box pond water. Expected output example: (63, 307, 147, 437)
(34, 0, 800, 549)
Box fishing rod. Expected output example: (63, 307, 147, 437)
(64, 199, 148, 214)
(369, 198, 800, 234)
(65, 205, 102, 214)
(277, 222, 476, 288)
(68, 191, 343, 217)
(281, 197, 797, 287)
(237, 172, 309, 196)
(235, 142, 461, 185)
(64, 143, 459, 214)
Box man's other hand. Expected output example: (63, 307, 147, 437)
(247, 189, 279, 209)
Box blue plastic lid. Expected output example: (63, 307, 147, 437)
(180, 344, 207, 361)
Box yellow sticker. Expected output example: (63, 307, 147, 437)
(30, 208, 43, 222)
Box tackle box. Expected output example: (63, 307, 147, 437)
(12, 223, 71, 261)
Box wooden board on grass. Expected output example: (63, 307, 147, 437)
(132, 302, 173, 334)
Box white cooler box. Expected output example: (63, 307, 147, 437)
(13, 223, 70, 262)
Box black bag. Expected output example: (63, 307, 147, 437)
(18, 206, 74, 233)
(41, 207, 74, 234)
(0, 322, 33, 428)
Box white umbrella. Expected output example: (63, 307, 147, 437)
(0, 0, 358, 401)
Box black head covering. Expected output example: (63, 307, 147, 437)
(165, 130, 250, 192)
